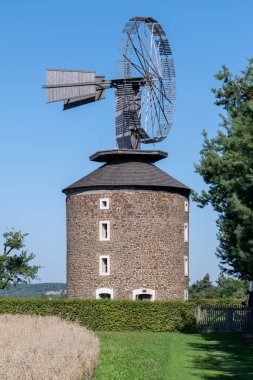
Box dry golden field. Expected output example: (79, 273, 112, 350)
(0, 314, 100, 380)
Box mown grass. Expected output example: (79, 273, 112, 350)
(93, 331, 253, 380)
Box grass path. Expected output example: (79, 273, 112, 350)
(93, 332, 253, 380)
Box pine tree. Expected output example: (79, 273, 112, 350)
(193, 59, 253, 279)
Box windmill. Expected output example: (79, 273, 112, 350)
(43, 16, 176, 150)
(44, 17, 190, 302)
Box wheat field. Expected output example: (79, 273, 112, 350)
(0, 314, 100, 380)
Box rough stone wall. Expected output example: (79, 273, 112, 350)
(66, 190, 189, 300)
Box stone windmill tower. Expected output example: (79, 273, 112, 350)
(44, 17, 190, 301)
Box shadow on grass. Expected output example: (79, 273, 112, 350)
(187, 333, 253, 379)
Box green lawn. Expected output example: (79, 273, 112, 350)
(92, 332, 253, 380)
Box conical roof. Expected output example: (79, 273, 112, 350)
(63, 149, 190, 195)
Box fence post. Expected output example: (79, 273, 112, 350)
(226, 308, 233, 333)
(196, 306, 201, 325)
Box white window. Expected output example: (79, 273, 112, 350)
(96, 288, 113, 299)
(99, 221, 110, 241)
(184, 223, 188, 242)
(100, 198, 109, 209)
(184, 255, 189, 276)
(99, 255, 110, 275)
(133, 288, 155, 301)
(184, 289, 189, 301)
(184, 200, 189, 212)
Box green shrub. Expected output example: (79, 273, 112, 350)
(0, 298, 245, 332)
(190, 298, 245, 307)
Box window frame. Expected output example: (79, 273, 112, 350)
(132, 288, 155, 301)
(99, 220, 110, 241)
(184, 223, 188, 242)
(99, 255, 110, 276)
(96, 288, 114, 299)
(100, 198, 109, 210)
(184, 255, 189, 276)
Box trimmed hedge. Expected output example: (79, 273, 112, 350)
(0, 298, 245, 332)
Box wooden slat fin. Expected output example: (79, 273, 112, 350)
(63, 87, 105, 110)
(46, 69, 97, 103)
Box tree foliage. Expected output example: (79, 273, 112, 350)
(193, 59, 253, 279)
(0, 230, 40, 289)
(189, 273, 248, 299)
(189, 274, 219, 299)
(216, 273, 248, 299)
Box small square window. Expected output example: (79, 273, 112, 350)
(99, 256, 110, 275)
(99, 221, 110, 241)
(100, 198, 109, 209)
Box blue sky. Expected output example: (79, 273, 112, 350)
(0, 0, 252, 284)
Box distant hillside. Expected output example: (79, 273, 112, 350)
(0, 283, 66, 298)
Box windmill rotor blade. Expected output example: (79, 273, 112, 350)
(45, 69, 106, 104)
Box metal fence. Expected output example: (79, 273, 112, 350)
(196, 306, 253, 333)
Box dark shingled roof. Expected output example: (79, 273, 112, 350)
(63, 150, 190, 195)
(90, 149, 168, 163)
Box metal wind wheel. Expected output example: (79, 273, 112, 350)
(116, 17, 176, 149)
(43, 16, 176, 150)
